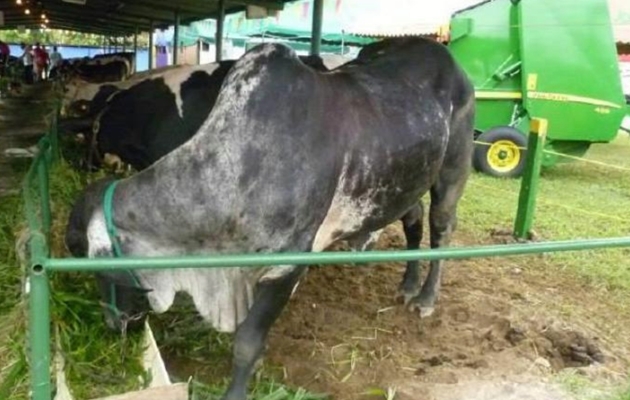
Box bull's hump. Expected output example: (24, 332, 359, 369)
(192, 48, 281, 135)
(225, 43, 296, 84)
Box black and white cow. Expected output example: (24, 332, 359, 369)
(65, 38, 474, 400)
(62, 78, 124, 118)
(82, 55, 330, 171)
(61, 64, 188, 119)
(69, 61, 127, 83)
(76, 52, 135, 81)
(87, 60, 236, 170)
(57, 52, 135, 85)
(93, 51, 136, 75)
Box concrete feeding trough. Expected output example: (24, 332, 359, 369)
(90, 383, 188, 400)
(52, 320, 187, 400)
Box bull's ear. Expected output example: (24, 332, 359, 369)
(65, 227, 88, 257)
(65, 195, 91, 257)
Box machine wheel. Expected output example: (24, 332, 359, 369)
(473, 126, 528, 178)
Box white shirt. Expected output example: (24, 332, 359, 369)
(22, 49, 33, 66)
(50, 51, 62, 67)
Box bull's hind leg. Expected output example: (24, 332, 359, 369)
(397, 203, 424, 304)
(222, 265, 305, 400)
(408, 168, 468, 318)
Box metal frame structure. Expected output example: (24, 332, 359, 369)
(0, 0, 294, 35)
(11, 1, 630, 399)
(21, 105, 630, 400)
(0, 0, 323, 71)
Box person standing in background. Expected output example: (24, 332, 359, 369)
(33, 43, 48, 81)
(0, 40, 10, 77)
(20, 43, 34, 84)
(49, 46, 63, 79)
(49, 46, 62, 67)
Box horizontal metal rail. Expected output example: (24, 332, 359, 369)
(41, 236, 630, 273)
(20, 101, 630, 400)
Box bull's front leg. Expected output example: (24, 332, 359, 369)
(222, 265, 306, 400)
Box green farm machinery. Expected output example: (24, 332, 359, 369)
(448, 0, 630, 177)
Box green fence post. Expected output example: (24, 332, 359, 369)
(49, 106, 59, 163)
(29, 234, 51, 400)
(37, 156, 52, 236)
(514, 118, 547, 239)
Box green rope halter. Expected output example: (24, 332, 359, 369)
(103, 180, 123, 257)
(102, 180, 143, 322)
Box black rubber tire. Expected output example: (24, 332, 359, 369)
(473, 126, 528, 178)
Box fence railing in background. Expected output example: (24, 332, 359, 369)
(21, 113, 630, 400)
(22, 120, 57, 400)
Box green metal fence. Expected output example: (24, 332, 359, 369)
(21, 111, 630, 400)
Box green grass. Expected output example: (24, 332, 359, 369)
(2, 130, 630, 399)
(556, 369, 630, 400)
(458, 134, 630, 399)
(149, 294, 331, 399)
(190, 379, 329, 400)
(151, 134, 630, 399)
(0, 139, 325, 399)
(0, 158, 149, 399)
(458, 134, 630, 292)
(0, 157, 33, 400)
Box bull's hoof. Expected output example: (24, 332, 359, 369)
(395, 290, 418, 306)
(419, 306, 435, 318)
(407, 302, 435, 318)
(406, 293, 437, 318)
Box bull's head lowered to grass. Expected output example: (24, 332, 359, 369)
(64, 177, 152, 333)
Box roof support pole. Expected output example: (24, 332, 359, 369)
(216, 0, 226, 61)
(148, 20, 154, 70)
(311, 0, 324, 55)
(133, 27, 138, 73)
(173, 9, 180, 65)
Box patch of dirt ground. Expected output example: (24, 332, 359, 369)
(258, 224, 630, 400)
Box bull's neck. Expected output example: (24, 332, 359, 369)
(111, 153, 207, 241)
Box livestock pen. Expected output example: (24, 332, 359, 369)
(17, 98, 630, 399)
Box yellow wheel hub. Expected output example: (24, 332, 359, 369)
(487, 140, 521, 172)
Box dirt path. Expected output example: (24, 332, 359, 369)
(259, 224, 630, 399)
(0, 83, 53, 196)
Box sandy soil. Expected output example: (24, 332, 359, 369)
(156, 223, 630, 400)
(262, 225, 630, 399)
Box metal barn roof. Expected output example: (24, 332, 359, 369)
(0, 0, 298, 35)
